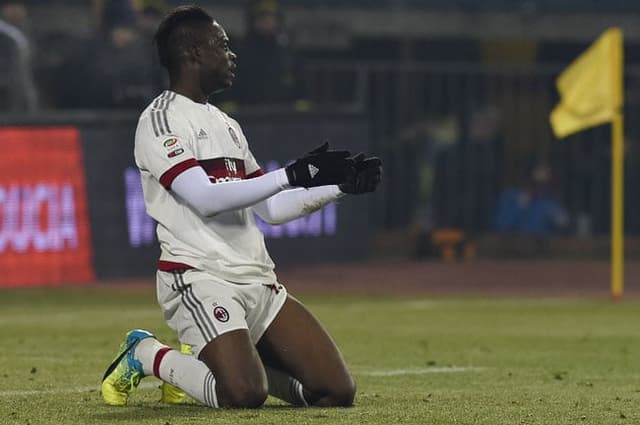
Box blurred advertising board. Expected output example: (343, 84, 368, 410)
(0, 127, 94, 287)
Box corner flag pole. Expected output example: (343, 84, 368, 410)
(611, 111, 624, 300)
(549, 28, 624, 299)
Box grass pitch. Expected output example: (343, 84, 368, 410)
(1, 286, 640, 424)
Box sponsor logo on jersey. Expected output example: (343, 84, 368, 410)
(163, 137, 179, 148)
(228, 127, 241, 148)
(212, 175, 242, 183)
(197, 129, 208, 140)
(224, 158, 238, 175)
(213, 306, 229, 322)
(199, 158, 246, 184)
(167, 148, 184, 158)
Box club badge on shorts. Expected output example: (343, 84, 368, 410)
(213, 306, 229, 322)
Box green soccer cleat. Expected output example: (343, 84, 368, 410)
(160, 342, 192, 404)
(101, 329, 155, 406)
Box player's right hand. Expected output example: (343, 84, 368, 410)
(285, 142, 354, 188)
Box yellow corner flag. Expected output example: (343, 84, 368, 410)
(550, 28, 623, 138)
(551, 28, 625, 300)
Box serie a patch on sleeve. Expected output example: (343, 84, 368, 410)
(162, 137, 184, 158)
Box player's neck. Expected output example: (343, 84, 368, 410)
(169, 82, 208, 105)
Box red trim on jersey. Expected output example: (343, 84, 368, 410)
(158, 260, 194, 271)
(246, 169, 265, 179)
(153, 347, 172, 379)
(159, 159, 200, 189)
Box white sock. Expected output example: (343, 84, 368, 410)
(265, 367, 309, 407)
(135, 339, 218, 407)
(134, 338, 166, 376)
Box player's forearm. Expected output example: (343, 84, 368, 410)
(252, 186, 345, 224)
(171, 166, 291, 216)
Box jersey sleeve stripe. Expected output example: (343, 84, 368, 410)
(156, 111, 166, 135)
(246, 169, 265, 179)
(159, 158, 200, 189)
(163, 92, 177, 133)
(152, 93, 167, 135)
(151, 91, 177, 136)
(162, 109, 171, 134)
(152, 93, 164, 108)
(150, 110, 160, 137)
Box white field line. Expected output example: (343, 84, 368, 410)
(0, 367, 482, 398)
(360, 366, 483, 376)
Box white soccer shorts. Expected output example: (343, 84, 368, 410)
(156, 269, 288, 357)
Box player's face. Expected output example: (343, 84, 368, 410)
(200, 21, 237, 94)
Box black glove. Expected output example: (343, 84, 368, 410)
(339, 153, 383, 194)
(285, 142, 354, 188)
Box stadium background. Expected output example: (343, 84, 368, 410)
(4, 2, 640, 424)
(2, 0, 640, 287)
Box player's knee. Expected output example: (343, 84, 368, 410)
(219, 380, 268, 408)
(324, 376, 356, 407)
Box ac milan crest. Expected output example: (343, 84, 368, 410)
(213, 306, 230, 322)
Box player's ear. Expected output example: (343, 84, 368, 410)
(186, 44, 202, 66)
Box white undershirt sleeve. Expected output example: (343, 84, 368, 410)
(252, 185, 346, 225)
(170, 166, 291, 216)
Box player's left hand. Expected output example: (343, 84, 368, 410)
(286, 142, 354, 188)
(339, 153, 383, 194)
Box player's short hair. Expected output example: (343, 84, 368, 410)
(154, 5, 213, 73)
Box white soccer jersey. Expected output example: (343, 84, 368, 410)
(134, 90, 276, 284)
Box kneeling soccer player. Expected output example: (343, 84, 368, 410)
(100, 5, 382, 409)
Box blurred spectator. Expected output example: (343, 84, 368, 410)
(493, 161, 569, 237)
(1, 1, 27, 32)
(54, 0, 164, 109)
(403, 114, 459, 228)
(134, 0, 168, 42)
(401, 114, 460, 258)
(0, 1, 37, 112)
(100, 0, 138, 35)
(406, 102, 503, 258)
(433, 101, 504, 234)
(134, 0, 168, 87)
(228, 0, 303, 106)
